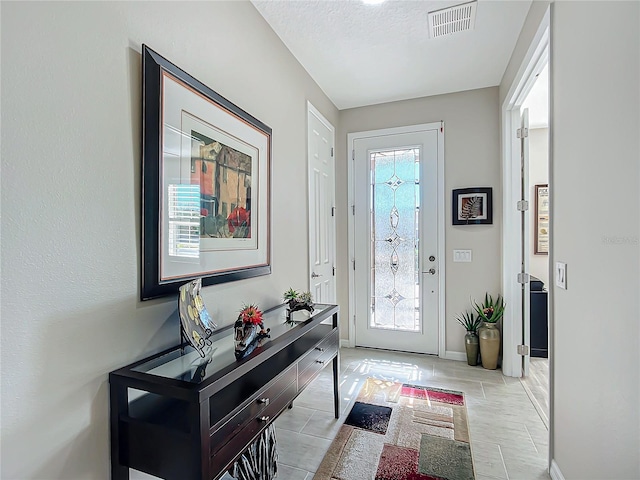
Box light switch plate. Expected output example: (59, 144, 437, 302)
(453, 249, 472, 262)
(555, 262, 567, 289)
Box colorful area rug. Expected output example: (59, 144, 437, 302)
(314, 378, 475, 480)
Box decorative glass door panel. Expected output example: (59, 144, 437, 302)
(352, 125, 441, 355)
(370, 149, 421, 332)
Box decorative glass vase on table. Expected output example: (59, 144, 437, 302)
(455, 311, 482, 366)
(473, 293, 506, 370)
(234, 304, 271, 360)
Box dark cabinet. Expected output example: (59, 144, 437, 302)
(530, 277, 548, 358)
(109, 303, 339, 480)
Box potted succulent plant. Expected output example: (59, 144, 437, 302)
(473, 293, 505, 370)
(456, 311, 482, 366)
(283, 288, 314, 319)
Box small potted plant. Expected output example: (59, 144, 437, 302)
(283, 288, 314, 319)
(234, 304, 270, 360)
(473, 293, 505, 370)
(456, 311, 481, 366)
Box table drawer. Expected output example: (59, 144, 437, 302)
(298, 329, 338, 390)
(209, 365, 296, 456)
(297, 329, 338, 374)
(210, 379, 298, 474)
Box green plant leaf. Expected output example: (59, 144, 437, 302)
(471, 293, 506, 323)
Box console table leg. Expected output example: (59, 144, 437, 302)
(110, 381, 129, 480)
(333, 354, 340, 419)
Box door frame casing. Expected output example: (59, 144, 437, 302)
(501, 5, 552, 473)
(307, 101, 336, 302)
(347, 122, 445, 356)
(501, 9, 549, 379)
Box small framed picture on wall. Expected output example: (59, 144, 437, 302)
(535, 184, 549, 254)
(452, 187, 493, 225)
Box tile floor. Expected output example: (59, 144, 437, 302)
(274, 347, 551, 480)
(520, 358, 549, 429)
(133, 347, 551, 480)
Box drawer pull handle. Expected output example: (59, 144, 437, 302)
(315, 347, 325, 352)
(258, 415, 270, 422)
(258, 398, 270, 405)
(315, 360, 326, 366)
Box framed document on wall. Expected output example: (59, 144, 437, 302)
(534, 184, 549, 254)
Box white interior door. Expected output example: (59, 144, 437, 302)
(307, 102, 336, 304)
(520, 108, 531, 376)
(351, 124, 442, 354)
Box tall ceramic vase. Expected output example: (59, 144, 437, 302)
(478, 322, 500, 370)
(464, 332, 479, 366)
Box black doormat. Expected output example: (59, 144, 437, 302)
(344, 401, 392, 435)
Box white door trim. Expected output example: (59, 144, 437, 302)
(307, 101, 336, 302)
(500, 2, 552, 473)
(347, 122, 445, 357)
(501, 10, 549, 379)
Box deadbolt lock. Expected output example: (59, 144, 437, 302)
(429, 255, 436, 262)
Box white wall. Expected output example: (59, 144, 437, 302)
(337, 88, 501, 355)
(0, 2, 338, 479)
(550, 2, 639, 478)
(529, 127, 549, 286)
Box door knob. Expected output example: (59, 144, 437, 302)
(311, 272, 323, 278)
(424, 268, 436, 275)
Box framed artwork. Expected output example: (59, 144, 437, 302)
(141, 45, 271, 300)
(452, 187, 493, 225)
(534, 184, 549, 254)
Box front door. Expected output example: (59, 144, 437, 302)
(351, 124, 442, 354)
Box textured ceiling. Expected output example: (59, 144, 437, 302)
(252, 0, 532, 110)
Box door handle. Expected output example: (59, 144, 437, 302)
(423, 268, 436, 275)
(311, 272, 323, 278)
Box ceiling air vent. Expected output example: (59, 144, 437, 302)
(428, 1, 477, 39)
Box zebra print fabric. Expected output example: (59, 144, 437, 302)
(231, 424, 278, 480)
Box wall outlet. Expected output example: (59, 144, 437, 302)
(555, 262, 567, 289)
(453, 249, 472, 262)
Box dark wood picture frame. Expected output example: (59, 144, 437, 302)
(534, 184, 549, 254)
(141, 45, 271, 300)
(452, 187, 493, 225)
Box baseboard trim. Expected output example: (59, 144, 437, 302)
(340, 339, 351, 348)
(550, 460, 565, 480)
(444, 351, 466, 362)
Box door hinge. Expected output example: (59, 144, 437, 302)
(331, 206, 335, 217)
(517, 128, 529, 139)
(352, 205, 355, 215)
(352, 259, 356, 270)
(352, 149, 355, 161)
(517, 272, 530, 284)
(331, 147, 334, 157)
(332, 266, 336, 276)
(353, 315, 356, 325)
(517, 344, 530, 356)
(517, 200, 529, 211)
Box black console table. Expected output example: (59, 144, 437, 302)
(109, 303, 339, 480)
